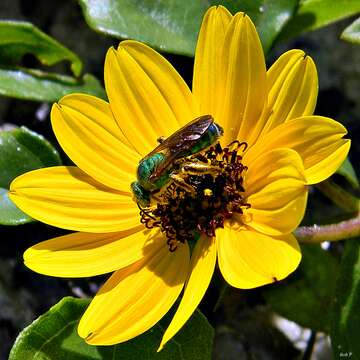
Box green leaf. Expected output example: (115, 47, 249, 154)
(263, 244, 339, 332)
(0, 188, 32, 225)
(279, 0, 360, 41)
(337, 157, 359, 189)
(331, 238, 360, 359)
(341, 17, 360, 44)
(0, 22, 105, 102)
(78, 0, 297, 56)
(0, 126, 61, 225)
(9, 297, 214, 360)
(0, 68, 106, 102)
(247, 0, 298, 54)
(0, 21, 82, 76)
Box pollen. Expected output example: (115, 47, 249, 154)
(203, 188, 213, 196)
(139, 141, 250, 251)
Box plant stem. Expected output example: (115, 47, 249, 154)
(316, 180, 359, 213)
(213, 282, 228, 312)
(296, 212, 360, 243)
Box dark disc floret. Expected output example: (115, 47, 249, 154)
(139, 141, 251, 251)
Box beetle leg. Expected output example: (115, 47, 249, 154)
(169, 163, 222, 195)
(157, 136, 166, 144)
(169, 173, 196, 194)
(179, 162, 221, 175)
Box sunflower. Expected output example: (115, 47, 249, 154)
(9, 5, 349, 351)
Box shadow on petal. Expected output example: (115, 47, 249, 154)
(141, 229, 191, 287)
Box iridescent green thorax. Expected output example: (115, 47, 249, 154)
(139, 141, 250, 251)
(137, 153, 171, 191)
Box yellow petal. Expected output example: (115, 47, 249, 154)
(219, 13, 267, 146)
(78, 234, 190, 345)
(245, 148, 307, 236)
(259, 50, 318, 135)
(217, 226, 301, 289)
(51, 94, 139, 190)
(193, 6, 232, 116)
(105, 41, 198, 156)
(9, 166, 139, 233)
(23, 227, 153, 278)
(159, 235, 216, 351)
(246, 116, 351, 184)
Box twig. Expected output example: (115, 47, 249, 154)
(316, 180, 359, 213)
(295, 212, 360, 243)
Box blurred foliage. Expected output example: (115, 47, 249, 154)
(341, 17, 360, 44)
(331, 238, 360, 359)
(0, 21, 82, 76)
(79, 0, 298, 55)
(0, 126, 61, 225)
(338, 158, 359, 189)
(279, 0, 360, 40)
(78, 0, 360, 55)
(9, 297, 214, 360)
(263, 244, 339, 333)
(0, 70, 105, 102)
(0, 21, 105, 101)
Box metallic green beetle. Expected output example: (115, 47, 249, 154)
(131, 115, 223, 207)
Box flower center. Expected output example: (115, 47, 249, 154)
(138, 141, 250, 251)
